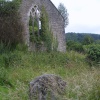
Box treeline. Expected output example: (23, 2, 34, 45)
(66, 32, 100, 42)
(65, 32, 100, 66)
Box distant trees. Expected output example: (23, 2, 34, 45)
(66, 33, 100, 52)
(66, 33, 100, 43)
(66, 33, 100, 66)
(58, 3, 69, 27)
(82, 35, 94, 45)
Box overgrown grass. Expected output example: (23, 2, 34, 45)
(0, 48, 100, 100)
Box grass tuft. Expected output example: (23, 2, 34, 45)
(0, 50, 100, 100)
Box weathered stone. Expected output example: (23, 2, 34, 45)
(19, 0, 66, 52)
(29, 74, 66, 100)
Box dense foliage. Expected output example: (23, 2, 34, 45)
(66, 41, 84, 52)
(40, 6, 53, 52)
(0, 0, 21, 16)
(29, 6, 53, 52)
(29, 15, 40, 43)
(0, 0, 23, 46)
(85, 44, 100, 66)
(66, 33, 100, 66)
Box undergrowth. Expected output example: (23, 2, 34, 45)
(0, 45, 100, 100)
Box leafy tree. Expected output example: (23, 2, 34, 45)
(58, 3, 69, 27)
(82, 35, 94, 45)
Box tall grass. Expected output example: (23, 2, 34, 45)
(0, 46, 100, 100)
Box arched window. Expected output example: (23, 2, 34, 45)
(29, 5, 41, 42)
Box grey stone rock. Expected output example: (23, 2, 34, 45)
(29, 74, 66, 100)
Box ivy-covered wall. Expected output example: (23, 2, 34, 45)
(28, 5, 53, 52)
(19, 0, 66, 52)
(0, 0, 66, 52)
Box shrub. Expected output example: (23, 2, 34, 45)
(66, 41, 84, 52)
(0, 0, 21, 16)
(2, 52, 21, 68)
(0, 67, 12, 87)
(15, 43, 28, 52)
(0, 42, 25, 54)
(0, 0, 23, 46)
(86, 44, 100, 66)
(0, 42, 11, 54)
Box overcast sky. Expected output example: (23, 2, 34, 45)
(51, 0, 100, 34)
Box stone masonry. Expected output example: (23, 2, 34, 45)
(19, 0, 66, 52)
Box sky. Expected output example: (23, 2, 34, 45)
(51, 0, 100, 34)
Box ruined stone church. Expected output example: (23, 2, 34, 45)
(19, 0, 66, 52)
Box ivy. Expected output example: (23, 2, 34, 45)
(29, 6, 53, 52)
(40, 6, 53, 52)
(52, 36, 58, 51)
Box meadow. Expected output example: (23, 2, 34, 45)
(0, 47, 100, 100)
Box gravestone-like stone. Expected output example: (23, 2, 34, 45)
(29, 74, 66, 100)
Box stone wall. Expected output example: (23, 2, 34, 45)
(19, 0, 66, 52)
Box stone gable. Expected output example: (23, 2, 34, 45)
(19, 0, 66, 52)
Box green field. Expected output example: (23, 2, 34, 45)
(0, 50, 100, 100)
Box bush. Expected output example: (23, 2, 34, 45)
(2, 52, 21, 68)
(0, 0, 23, 46)
(15, 43, 28, 52)
(0, 67, 12, 86)
(0, 43, 22, 68)
(0, 0, 20, 16)
(0, 42, 18, 54)
(0, 42, 26, 54)
(66, 41, 84, 52)
(86, 44, 100, 66)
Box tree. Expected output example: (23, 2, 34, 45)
(82, 35, 94, 45)
(58, 3, 69, 27)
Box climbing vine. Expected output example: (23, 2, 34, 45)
(29, 15, 40, 44)
(40, 6, 53, 52)
(29, 6, 53, 52)
(52, 35, 58, 51)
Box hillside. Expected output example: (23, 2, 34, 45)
(66, 32, 100, 42)
(0, 47, 100, 100)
